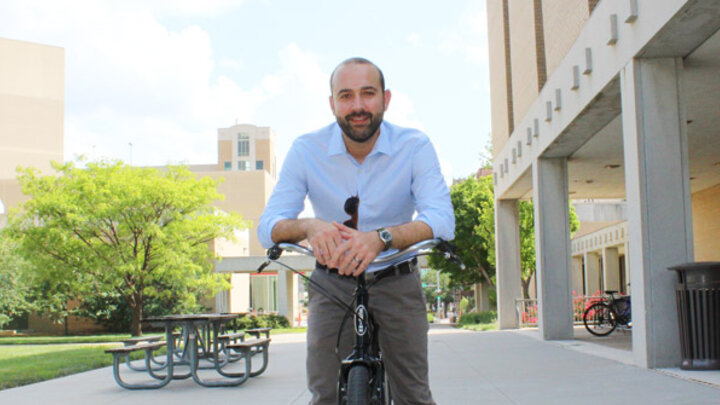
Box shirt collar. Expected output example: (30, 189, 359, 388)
(326, 121, 394, 157)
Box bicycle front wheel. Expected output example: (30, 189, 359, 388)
(347, 365, 371, 405)
(583, 303, 617, 337)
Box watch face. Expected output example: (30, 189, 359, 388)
(378, 228, 392, 250)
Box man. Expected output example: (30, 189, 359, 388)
(258, 57, 454, 405)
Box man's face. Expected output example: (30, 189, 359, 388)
(329, 63, 391, 143)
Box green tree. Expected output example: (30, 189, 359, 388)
(514, 201, 580, 298)
(478, 193, 579, 299)
(6, 160, 247, 335)
(429, 175, 496, 289)
(421, 268, 453, 308)
(0, 232, 33, 328)
(431, 174, 580, 301)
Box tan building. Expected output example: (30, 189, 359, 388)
(191, 123, 277, 256)
(487, 0, 720, 368)
(0, 37, 64, 227)
(188, 123, 281, 315)
(0, 38, 102, 334)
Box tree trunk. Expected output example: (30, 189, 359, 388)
(130, 294, 143, 336)
(521, 276, 532, 300)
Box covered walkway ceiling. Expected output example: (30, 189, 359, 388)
(506, 26, 720, 201)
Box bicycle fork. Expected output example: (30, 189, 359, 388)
(337, 274, 386, 404)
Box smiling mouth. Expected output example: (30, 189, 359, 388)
(348, 114, 371, 125)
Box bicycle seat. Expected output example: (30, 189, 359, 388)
(604, 290, 618, 295)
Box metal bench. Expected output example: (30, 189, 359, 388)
(225, 338, 272, 378)
(217, 331, 246, 343)
(105, 342, 172, 389)
(245, 327, 271, 339)
(122, 335, 166, 371)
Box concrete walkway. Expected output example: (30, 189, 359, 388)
(2, 325, 720, 404)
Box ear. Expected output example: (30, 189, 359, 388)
(383, 89, 392, 110)
(329, 95, 335, 112)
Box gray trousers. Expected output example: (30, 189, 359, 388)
(307, 267, 435, 405)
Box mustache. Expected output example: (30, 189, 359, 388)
(345, 111, 373, 121)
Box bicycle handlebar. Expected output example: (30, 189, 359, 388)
(257, 238, 465, 272)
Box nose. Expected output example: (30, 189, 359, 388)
(350, 95, 364, 111)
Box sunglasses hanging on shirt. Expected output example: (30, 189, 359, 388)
(343, 196, 359, 230)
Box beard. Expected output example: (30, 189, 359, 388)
(336, 110, 384, 143)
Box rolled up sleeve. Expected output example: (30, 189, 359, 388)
(257, 142, 308, 248)
(411, 138, 455, 241)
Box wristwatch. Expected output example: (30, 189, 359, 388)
(376, 227, 392, 251)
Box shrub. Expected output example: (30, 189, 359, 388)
(231, 313, 290, 330)
(458, 310, 497, 326)
(458, 297, 470, 314)
(427, 312, 434, 323)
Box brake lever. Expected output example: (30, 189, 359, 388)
(436, 240, 466, 270)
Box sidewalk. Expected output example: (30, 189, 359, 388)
(2, 325, 720, 404)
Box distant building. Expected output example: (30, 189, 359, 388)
(186, 124, 280, 315)
(0, 37, 64, 229)
(0, 36, 291, 331)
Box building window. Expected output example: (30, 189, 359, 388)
(237, 133, 249, 156)
(238, 161, 251, 171)
(255, 160, 264, 170)
(224, 161, 231, 171)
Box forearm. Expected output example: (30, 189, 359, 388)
(385, 221, 434, 251)
(271, 218, 324, 244)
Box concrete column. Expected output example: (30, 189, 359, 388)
(603, 247, 621, 292)
(621, 57, 693, 368)
(571, 256, 584, 296)
(474, 282, 491, 312)
(532, 158, 573, 340)
(229, 273, 251, 313)
(276, 269, 298, 324)
(584, 252, 601, 295)
(495, 198, 522, 329)
(215, 290, 229, 313)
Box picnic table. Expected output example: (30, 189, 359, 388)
(105, 313, 271, 389)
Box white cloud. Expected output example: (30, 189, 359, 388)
(407, 33, 421, 47)
(384, 91, 425, 132)
(439, 158, 454, 187)
(440, 4, 488, 66)
(0, 1, 306, 167)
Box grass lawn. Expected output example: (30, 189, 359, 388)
(0, 343, 122, 390)
(0, 334, 150, 345)
(461, 322, 498, 332)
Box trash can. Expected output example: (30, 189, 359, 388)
(668, 262, 720, 370)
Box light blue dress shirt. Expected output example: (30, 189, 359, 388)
(257, 120, 455, 272)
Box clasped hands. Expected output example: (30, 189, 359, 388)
(309, 221, 384, 277)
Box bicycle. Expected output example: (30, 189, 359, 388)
(582, 290, 632, 337)
(257, 238, 464, 405)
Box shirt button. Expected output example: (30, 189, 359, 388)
(359, 169, 363, 173)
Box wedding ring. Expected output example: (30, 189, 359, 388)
(354, 257, 361, 263)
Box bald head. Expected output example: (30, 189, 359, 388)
(330, 57, 385, 94)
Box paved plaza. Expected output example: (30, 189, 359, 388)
(2, 325, 720, 404)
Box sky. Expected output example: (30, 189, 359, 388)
(0, 0, 491, 184)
